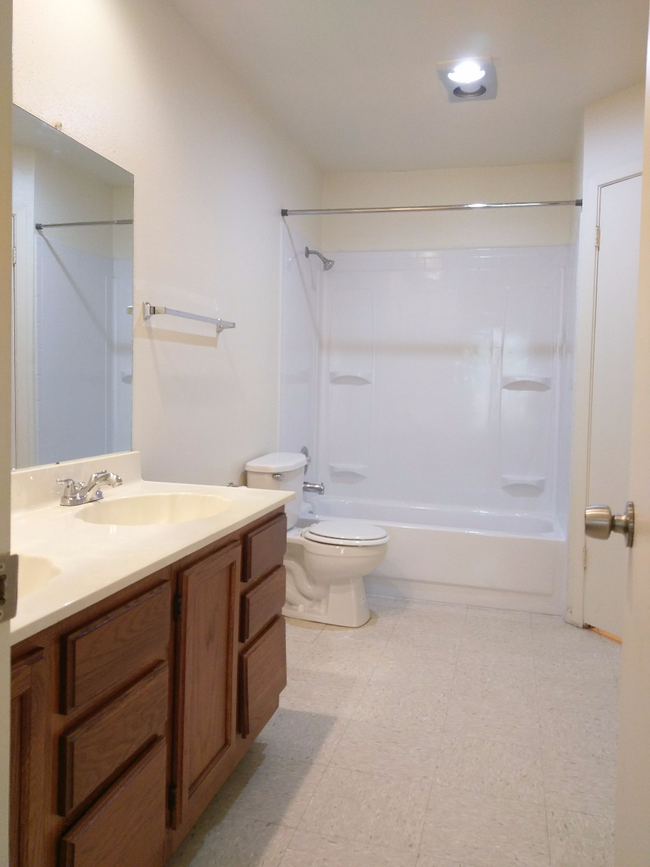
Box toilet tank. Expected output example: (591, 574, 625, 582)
(245, 452, 307, 529)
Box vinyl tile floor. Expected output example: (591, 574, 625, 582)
(168, 598, 620, 867)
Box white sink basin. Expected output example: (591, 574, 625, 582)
(18, 555, 61, 599)
(76, 493, 232, 526)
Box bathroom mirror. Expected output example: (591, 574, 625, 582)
(11, 106, 134, 468)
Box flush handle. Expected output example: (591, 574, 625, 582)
(585, 502, 635, 547)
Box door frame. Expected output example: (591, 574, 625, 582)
(566, 159, 643, 627)
(0, 0, 13, 860)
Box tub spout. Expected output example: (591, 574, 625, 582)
(303, 481, 325, 495)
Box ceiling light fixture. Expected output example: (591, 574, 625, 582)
(437, 57, 497, 103)
(447, 60, 486, 85)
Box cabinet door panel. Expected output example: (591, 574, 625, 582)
(239, 617, 286, 738)
(59, 737, 166, 867)
(10, 649, 47, 867)
(59, 662, 168, 815)
(174, 541, 240, 825)
(61, 578, 171, 713)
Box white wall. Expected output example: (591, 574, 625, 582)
(566, 81, 645, 625)
(13, 0, 322, 485)
(322, 162, 575, 252)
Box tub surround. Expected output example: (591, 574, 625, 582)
(280, 243, 572, 613)
(11, 451, 292, 643)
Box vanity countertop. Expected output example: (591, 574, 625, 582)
(10, 452, 292, 645)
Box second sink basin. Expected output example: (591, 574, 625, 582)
(19, 555, 61, 599)
(76, 493, 232, 526)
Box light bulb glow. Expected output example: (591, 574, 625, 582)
(447, 61, 486, 84)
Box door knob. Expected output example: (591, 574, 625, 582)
(585, 502, 635, 547)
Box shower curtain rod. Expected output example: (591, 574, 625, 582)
(281, 199, 582, 217)
(35, 219, 134, 230)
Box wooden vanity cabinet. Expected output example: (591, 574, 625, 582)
(9, 507, 288, 867)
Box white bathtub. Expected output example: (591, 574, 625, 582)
(304, 497, 567, 615)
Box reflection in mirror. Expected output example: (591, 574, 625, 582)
(11, 106, 133, 468)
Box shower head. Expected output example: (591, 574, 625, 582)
(305, 246, 335, 271)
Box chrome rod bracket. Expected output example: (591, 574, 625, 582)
(143, 302, 236, 334)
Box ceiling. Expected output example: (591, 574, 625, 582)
(171, 0, 649, 173)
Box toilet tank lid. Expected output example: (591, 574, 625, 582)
(245, 452, 307, 473)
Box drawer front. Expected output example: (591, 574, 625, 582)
(242, 513, 287, 584)
(239, 616, 286, 738)
(59, 737, 166, 867)
(240, 567, 285, 644)
(59, 662, 168, 816)
(60, 580, 171, 714)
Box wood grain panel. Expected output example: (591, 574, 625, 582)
(173, 542, 240, 826)
(59, 737, 166, 867)
(242, 513, 287, 584)
(60, 581, 171, 713)
(10, 648, 47, 867)
(240, 567, 286, 643)
(239, 617, 286, 738)
(59, 662, 168, 816)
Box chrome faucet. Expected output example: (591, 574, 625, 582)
(303, 481, 325, 496)
(57, 470, 123, 506)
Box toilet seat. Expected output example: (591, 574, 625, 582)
(302, 519, 389, 547)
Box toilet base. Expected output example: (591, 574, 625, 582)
(283, 576, 370, 628)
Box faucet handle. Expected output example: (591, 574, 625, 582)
(57, 478, 80, 496)
(57, 478, 83, 506)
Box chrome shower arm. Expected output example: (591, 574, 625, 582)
(305, 247, 335, 270)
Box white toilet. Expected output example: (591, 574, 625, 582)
(245, 452, 389, 627)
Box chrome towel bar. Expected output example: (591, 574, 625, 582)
(142, 302, 236, 334)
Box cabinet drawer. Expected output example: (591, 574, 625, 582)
(240, 567, 285, 643)
(59, 737, 166, 867)
(60, 580, 171, 714)
(242, 513, 287, 584)
(239, 617, 286, 738)
(59, 662, 168, 816)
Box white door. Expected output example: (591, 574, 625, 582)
(583, 174, 642, 637)
(614, 71, 650, 864)
(0, 0, 14, 862)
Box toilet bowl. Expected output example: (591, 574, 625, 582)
(245, 453, 389, 627)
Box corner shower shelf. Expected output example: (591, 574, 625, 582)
(329, 464, 368, 481)
(329, 372, 373, 385)
(501, 375, 551, 392)
(501, 475, 546, 493)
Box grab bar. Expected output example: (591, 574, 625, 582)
(142, 302, 235, 334)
